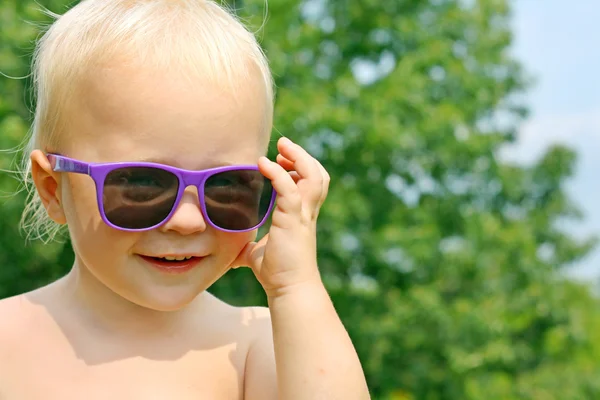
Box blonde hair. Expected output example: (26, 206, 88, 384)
(19, 0, 274, 242)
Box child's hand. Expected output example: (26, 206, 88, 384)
(230, 138, 370, 400)
(232, 137, 329, 298)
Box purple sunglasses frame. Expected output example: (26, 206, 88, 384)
(47, 154, 277, 233)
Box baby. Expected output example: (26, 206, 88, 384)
(0, 0, 370, 399)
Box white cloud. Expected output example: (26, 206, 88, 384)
(498, 108, 600, 281)
(499, 107, 600, 165)
(507, 0, 600, 283)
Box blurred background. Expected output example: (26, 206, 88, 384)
(1, 0, 599, 398)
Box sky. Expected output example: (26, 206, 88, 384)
(505, 0, 600, 281)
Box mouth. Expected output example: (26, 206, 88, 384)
(138, 255, 205, 273)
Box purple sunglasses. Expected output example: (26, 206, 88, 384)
(48, 154, 276, 233)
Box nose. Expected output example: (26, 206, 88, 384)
(159, 186, 207, 235)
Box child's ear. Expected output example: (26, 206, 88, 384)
(30, 150, 67, 225)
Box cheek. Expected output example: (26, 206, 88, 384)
(216, 231, 256, 260)
(62, 174, 100, 228)
(63, 174, 138, 260)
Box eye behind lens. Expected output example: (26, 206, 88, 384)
(204, 170, 273, 230)
(102, 166, 180, 229)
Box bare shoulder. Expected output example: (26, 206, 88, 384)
(0, 285, 63, 356)
(201, 293, 272, 343)
(222, 301, 277, 399)
(240, 305, 273, 333)
(0, 294, 35, 339)
(202, 294, 277, 399)
(0, 294, 41, 375)
(243, 307, 277, 399)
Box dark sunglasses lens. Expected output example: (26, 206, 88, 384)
(204, 170, 273, 230)
(103, 167, 179, 229)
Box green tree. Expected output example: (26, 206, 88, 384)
(217, 0, 600, 398)
(0, 0, 74, 299)
(1, 0, 600, 399)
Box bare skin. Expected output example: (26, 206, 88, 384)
(0, 282, 274, 400)
(0, 54, 369, 398)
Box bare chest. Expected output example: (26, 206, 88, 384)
(0, 337, 247, 400)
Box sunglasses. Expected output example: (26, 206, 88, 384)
(47, 154, 276, 233)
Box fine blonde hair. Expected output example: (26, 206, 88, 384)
(19, 0, 274, 242)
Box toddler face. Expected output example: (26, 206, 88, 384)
(55, 62, 270, 311)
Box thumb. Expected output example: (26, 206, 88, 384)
(230, 234, 269, 274)
(229, 241, 257, 270)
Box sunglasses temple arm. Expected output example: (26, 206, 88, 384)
(47, 154, 91, 175)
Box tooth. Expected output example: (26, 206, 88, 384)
(161, 256, 193, 261)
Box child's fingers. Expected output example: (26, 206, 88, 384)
(230, 236, 267, 275)
(289, 171, 301, 184)
(276, 153, 295, 171)
(314, 160, 330, 207)
(277, 138, 324, 205)
(248, 235, 267, 275)
(230, 241, 256, 269)
(277, 155, 309, 187)
(258, 157, 302, 215)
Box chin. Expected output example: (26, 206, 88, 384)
(119, 257, 228, 311)
(125, 285, 207, 312)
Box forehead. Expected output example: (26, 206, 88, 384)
(62, 62, 271, 168)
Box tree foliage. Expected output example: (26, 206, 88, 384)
(1, 0, 600, 398)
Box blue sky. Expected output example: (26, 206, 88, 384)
(506, 0, 600, 280)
